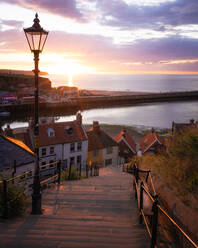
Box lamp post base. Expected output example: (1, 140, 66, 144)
(31, 193, 42, 215)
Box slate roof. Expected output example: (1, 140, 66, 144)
(38, 121, 87, 147)
(0, 135, 35, 171)
(140, 130, 165, 154)
(87, 127, 118, 152)
(114, 130, 136, 153)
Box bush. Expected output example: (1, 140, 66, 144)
(0, 182, 28, 217)
(134, 127, 198, 194)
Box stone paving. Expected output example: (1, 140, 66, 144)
(0, 166, 150, 248)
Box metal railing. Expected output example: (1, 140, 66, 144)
(0, 161, 100, 219)
(130, 164, 198, 248)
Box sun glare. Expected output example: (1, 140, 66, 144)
(68, 73, 73, 87)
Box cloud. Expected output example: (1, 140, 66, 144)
(1, 0, 83, 21)
(91, 0, 198, 30)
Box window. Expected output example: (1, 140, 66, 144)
(63, 159, 67, 169)
(77, 155, 81, 164)
(70, 157, 75, 166)
(50, 146, 54, 154)
(106, 147, 113, 154)
(47, 128, 55, 137)
(77, 142, 82, 151)
(65, 126, 74, 136)
(41, 148, 46, 156)
(105, 159, 112, 166)
(70, 143, 75, 152)
(92, 150, 98, 157)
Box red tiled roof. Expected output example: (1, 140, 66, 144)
(38, 121, 87, 147)
(140, 130, 165, 153)
(87, 127, 118, 151)
(114, 130, 136, 153)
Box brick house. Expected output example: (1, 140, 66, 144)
(139, 128, 165, 154)
(114, 129, 136, 163)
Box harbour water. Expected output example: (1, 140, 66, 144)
(3, 100, 198, 130)
(2, 74, 198, 130)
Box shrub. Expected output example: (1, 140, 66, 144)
(0, 182, 28, 217)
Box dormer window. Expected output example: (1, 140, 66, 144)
(47, 128, 55, 137)
(65, 126, 74, 136)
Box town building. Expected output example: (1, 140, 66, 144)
(38, 113, 88, 170)
(139, 128, 165, 155)
(172, 119, 197, 136)
(114, 129, 136, 163)
(87, 121, 118, 168)
(0, 134, 35, 180)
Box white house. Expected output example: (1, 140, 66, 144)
(38, 113, 88, 170)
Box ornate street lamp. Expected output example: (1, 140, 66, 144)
(24, 13, 49, 214)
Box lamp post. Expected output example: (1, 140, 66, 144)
(24, 13, 48, 214)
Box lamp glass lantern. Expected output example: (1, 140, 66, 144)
(24, 13, 48, 53)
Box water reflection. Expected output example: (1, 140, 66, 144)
(1, 101, 198, 129)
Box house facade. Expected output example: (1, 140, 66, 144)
(87, 121, 118, 167)
(114, 129, 136, 164)
(38, 113, 88, 170)
(139, 128, 165, 155)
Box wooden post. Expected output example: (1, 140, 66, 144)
(68, 163, 72, 180)
(79, 163, 82, 178)
(86, 164, 89, 178)
(139, 182, 144, 224)
(91, 165, 93, 177)
(3, 180, 8, 219)
(57, 160, 61, 184)
(12, 160, 17, 184)
(151, 196, 158, 248)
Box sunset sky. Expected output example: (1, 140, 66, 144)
(0, 0, 198, 75)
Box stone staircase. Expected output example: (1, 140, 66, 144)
(0, 166, 149, 248)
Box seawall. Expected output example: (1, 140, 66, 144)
(1, 91, 198, 114)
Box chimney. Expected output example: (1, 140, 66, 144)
(93, 121, 100, 133)
(5, 124, 14, 137)
(76, 112, 82, 125)
(122, 128, 126, 138)
(190, 119, 194, 124)
(151, 127, 155, 133)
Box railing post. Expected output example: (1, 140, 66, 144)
(68, 163, 72, 180)
(97, 165, 99, 176)
(91, 165, 93, 177)
(3, 180, 8, 219)
(57, 160, 61, 184)
(86, 164, 89, 178)
(151, 196, 158, 248)
(79, 163, 82, 178)
(139, 181, 144, 224)
(12, 160, 16, 184)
